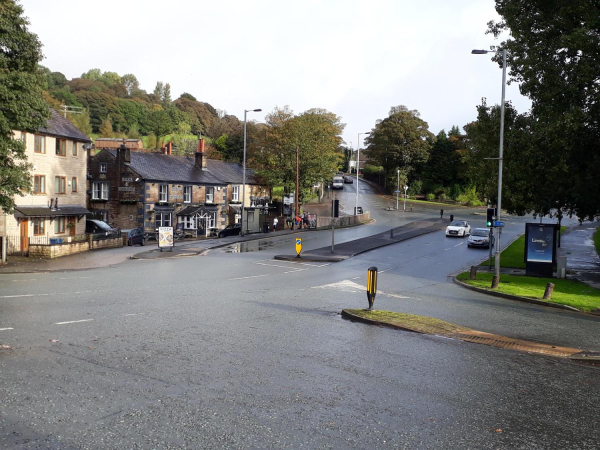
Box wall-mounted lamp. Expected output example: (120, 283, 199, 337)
(135, 178, 140, 182)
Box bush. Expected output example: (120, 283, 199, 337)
(407, 180, 422, 197)
(426, 193, 435, 201)
(456, 185, 484, 206)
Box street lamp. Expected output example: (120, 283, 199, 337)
(472, 48, 506, 286)
(355, 131, 370, 215)
(396, 169, 400, 210)
(241, 108, 262, 236)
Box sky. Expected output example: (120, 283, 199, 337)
(20, 0, 531, 148)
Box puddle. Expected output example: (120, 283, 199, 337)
(225, 240, 278, 253)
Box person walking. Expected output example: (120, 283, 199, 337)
(273, 217, 278, 231)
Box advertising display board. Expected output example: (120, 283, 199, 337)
(158, 226, 174, 251)
(524, 223, 557, 277)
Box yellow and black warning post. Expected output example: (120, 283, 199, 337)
(367, 266, 377, 310)
(295, 238, 302, 258)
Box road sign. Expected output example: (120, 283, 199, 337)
(494, 221, 505, 227)
(295, 238, 302, 257)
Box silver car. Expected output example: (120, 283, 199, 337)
(467, 227, 494, 248)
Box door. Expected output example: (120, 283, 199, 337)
(68, 217, 76, 236)
(19, 220, 28, 254)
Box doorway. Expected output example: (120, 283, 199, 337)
(19, 220, 28, 254)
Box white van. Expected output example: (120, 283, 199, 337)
(332, 176, 344, 189)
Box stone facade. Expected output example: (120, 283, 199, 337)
(28, 236, 123, 259)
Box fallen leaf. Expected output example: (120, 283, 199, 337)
(49, 339, 59, 343)
(496, 429, 503, 433)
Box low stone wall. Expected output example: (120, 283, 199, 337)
(29, 237, 123, 259)
(317, 212, 370, 228)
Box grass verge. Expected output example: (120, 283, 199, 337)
(481, 226, 567, 269)
(344, 309, 468, 334)
(457, 272, 600, 311)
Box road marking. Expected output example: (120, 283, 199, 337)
(454, 242, 464, 247)
(10, 279, 37, 282)
(256, 262, 307, 270)
(0, 293, 48, 298)
(59, 277, 91, 280)
(0, 328, 14, 331)
(229, 274, 269, 280)
(54, 319, 94, 325)
(123, 313, 144, 317)
(312, 279, 409, 299)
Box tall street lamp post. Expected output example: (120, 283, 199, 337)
(355, 132, 370, 215)
(472, 48, 506, 287)
(396, 169, 400, 210)
(241, 108, 262, 236)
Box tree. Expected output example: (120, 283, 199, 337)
(99, 116, 114, 137)
(81, 68, 102, 81)
(67, 109, 92, 136)
(121, 73, 139, 96)
(488, 0, 600, 220)
(179, 92, 196, 101)
(0, 0, 50, 212)
(162, 83, 171, 106)
(365, 106, 433, 188)
(145, 109, 174, 149)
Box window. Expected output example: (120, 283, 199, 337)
(99, 162, 107, 173)
(72, 177, 78, 192)
(56, 139, 66, 156)
(34, 135, 45, 154)
(232, 185, 239, 202)
(33, 218, 45, 235)
(54, 217, 66, 234)
(159, 184, 168, 202)
(72, 141, 77, 156)
(92, 182, 109, 200)
(180, 215, 195, 229)
(33, 175, 46, 194)
(183, 186, 192, 203)
(20, 132, 26, 143)
(206, 187, 214, 203)
(206, 213, 216, 229)
(155, 212, 172, 228)
(55, 176, 66, 194)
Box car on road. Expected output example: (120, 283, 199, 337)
(123, 228, 146, 246)
(85, 219, 119, 237)
(218, 223, 242, 238)
(467, 227, 494, 248)
(445, 220, 471, 237)
(332, 175, 344, 189)
(343, 175, 353, 184)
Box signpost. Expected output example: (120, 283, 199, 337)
(367, 267, 377, 310)
(295, 238, 302, 258)
(158, 226, 174, 252)
(493, 221, 504, 227)
(403, 185, 408, 212)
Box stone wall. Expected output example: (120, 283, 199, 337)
(28, 237, 123, 259)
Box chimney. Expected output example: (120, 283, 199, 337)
(195, 138, 206, 169)
(167, 142, 172, 155)
(117, 141, 130, 165)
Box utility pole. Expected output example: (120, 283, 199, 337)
(295, 146, 299, 220)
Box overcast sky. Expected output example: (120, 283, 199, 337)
(21, 0, 530, 148)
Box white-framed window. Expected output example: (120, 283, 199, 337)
(180, 215, 195, 229)
(99, 162, 107, 173)
(206, 187, 214, 203)
(92, 182, 109, 200)
(232, 185, 239, 202)
(159, 184, 168, 202)
(155, 212, 172, 228)
(183, 186, 192, 203)
(205, 213, 216, 229)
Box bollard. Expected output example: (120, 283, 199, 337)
(367, 267, 377, 310)
(469, 266, 477, 280)
(450, 214, 454, 222)
(543, 282, 555, 300)
(491, 275, 499, 289)
(390, 229, 394, 238)
(440, 209, 444, 218)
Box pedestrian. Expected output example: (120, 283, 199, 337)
(273, 217, 278, 231)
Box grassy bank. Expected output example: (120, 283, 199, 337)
(594, 227, 600, 256)
(457, 272, 600, 312)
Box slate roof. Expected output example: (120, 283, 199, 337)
(103, 150, 257, 185)
(38, 109, 92, 142)
(14, 205, 90, 218)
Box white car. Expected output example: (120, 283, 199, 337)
(467, 227, 495, 248)
(445, 220, 471, 237)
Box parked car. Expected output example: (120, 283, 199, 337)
(344, 175, 353, 184)
(467, 228, 494, 248)
(445, 220, 471, 237)
(218, 223, 242, 238)
(85, 219, 119, 237)
(123, 228, 146, 246)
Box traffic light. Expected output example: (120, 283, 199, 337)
(486, 208, 495, 227)
(333, 199, 339, 218)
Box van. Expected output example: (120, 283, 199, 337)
(332, 176, 344, 189)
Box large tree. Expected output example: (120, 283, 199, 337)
(145, 109, 174, 149)
(488, 0, 600, 220)
(0, 0, 50, 212)
(365, 106, 433, 187)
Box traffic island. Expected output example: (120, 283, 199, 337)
(341, 309, 591, 359)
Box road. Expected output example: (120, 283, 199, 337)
(1, 182, 599, 448)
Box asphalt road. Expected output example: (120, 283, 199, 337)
(1, 184, 599, 448)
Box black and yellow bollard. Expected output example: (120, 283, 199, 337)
(367, 267, 377, 310)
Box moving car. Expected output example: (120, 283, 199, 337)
(85, 219, 119, 237)
(123, 228, 145, 246)
(467, 228, 495, 248)
(218, 223, 242, 238)
(332, 175, 344, 189)
(445, 220, 471, 237)
(343, 175, 353, 184)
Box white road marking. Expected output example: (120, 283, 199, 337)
(454, 242, 464, 247)
(0, 293, 47, 298)
(54, 319, 94, 325)
(229, 274, 270, 280)
(312, 279, 409, 299)
(256, 262, 306, 270)
(0, 328, 14, 331)
(123, 313, 144, 317)
(10, 279, 37, 282)
(59, 277, 91, 280)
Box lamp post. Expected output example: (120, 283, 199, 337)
(403, 185, 408, 212)
(241, 108, 261, 236)
(472, 48, 506, 286)
(396, 169, 400, 210)
(355, 132, 370, 215)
